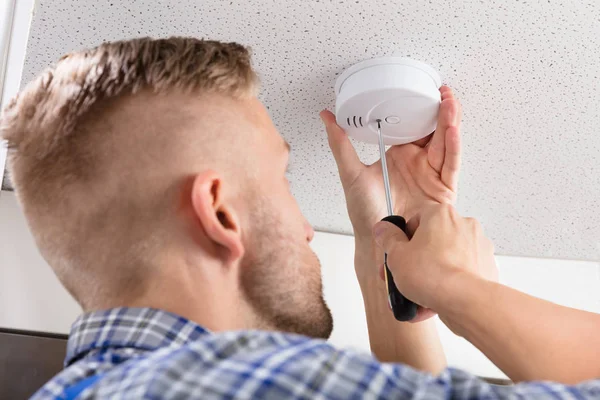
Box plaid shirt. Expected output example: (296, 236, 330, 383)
(32, 308, 600, 399)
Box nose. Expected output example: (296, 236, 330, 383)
(305, 221, 315, 243)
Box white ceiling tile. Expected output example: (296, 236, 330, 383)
(14, 0, 600, 260)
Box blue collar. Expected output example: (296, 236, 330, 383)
(65, 307, 208, 366)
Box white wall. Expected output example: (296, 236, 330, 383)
(1, 190, 599, 379)
(0, 0, 15, 188)
(0, 0, 35, 188)
(0, 191, 81, 333)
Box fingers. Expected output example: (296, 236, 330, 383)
(372, 220, 409, 254)
(427, 87, 460, 173)
(415, 86, 454, 149)
(320, 110, 364, 186)
(405, 214, 421, 239)
(376, 216, 419, 282)
(412, 133, 432, 148)
(441, 126, 461, 191)
(410, 307, 437, 323)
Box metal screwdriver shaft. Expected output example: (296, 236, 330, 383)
(376, 119, 418, 321)
(377, 120, 393, 216)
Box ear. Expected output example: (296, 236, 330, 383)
(190, 171, 245, 264)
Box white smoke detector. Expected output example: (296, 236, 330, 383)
(335, 57, 442, 145)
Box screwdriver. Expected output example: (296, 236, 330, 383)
(376, 119, 418, 322)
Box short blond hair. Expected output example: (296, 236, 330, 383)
(0, 37, 258, 309)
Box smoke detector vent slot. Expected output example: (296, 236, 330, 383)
(346, 116, 364, 128)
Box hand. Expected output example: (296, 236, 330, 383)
(320, 86, 462, 243)
(372, 203, 498, 312)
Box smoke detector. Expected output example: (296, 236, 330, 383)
(335, 57, 442, 145)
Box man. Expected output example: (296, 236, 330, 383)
(1, 37, 598, 399)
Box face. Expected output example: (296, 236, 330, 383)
(237, 99, 333, 339)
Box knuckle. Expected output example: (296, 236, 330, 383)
(465, 217, 481, 231)
(437, 203, 453, 214)
(389, 230, 405, 245)
(446, 98, 459, 112)
(381, 231, 400, 250)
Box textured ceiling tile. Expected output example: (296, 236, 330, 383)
(12, 0, 600, 261)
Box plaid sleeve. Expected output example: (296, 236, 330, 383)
(80, 331, 600, 399)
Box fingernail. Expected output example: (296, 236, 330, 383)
(319, 112, 327, 125)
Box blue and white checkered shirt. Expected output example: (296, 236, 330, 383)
(32, 307, 600, 399)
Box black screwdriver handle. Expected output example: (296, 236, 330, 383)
(381, 215, 418, 322)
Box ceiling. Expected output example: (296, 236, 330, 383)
(3, 0, 599, 261)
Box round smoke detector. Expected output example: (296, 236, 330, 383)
(335, 57, 442, 145)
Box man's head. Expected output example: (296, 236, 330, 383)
(0, 37, 332, 338)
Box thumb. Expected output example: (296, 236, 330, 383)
(372, 220, 409, 254)
(319, 110, 364, 185)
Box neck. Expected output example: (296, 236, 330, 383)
(126, 259, 256, 332)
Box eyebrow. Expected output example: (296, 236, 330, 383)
(284, 141, 291, 153)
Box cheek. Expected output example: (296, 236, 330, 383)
(249, 177, 309, 245)
(273, 186, 307, 228)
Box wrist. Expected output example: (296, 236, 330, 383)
(435, 271, 493, 336)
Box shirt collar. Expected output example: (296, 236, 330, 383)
(65, 307, 209, 367)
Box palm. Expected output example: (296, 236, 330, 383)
(346, 143, 456, 238)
